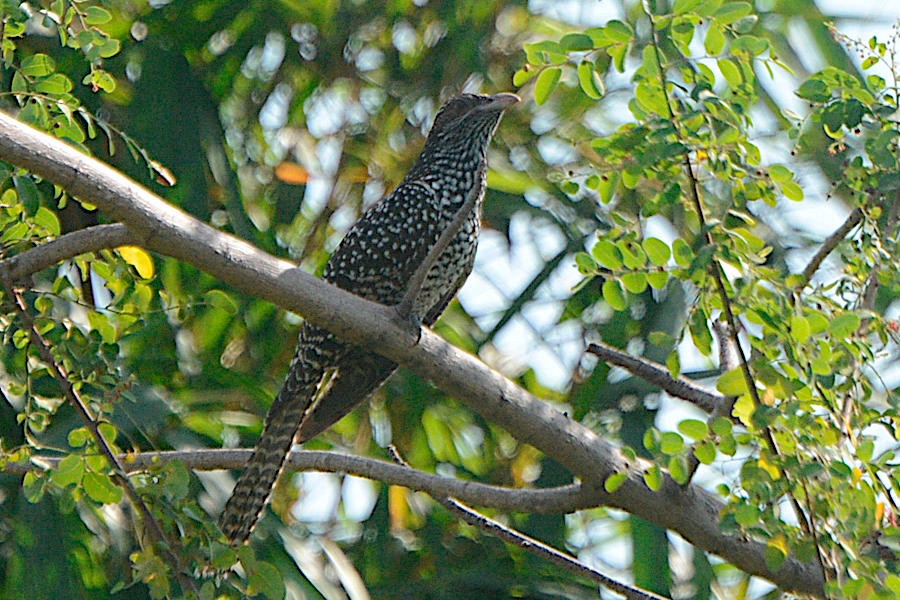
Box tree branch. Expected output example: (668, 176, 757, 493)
(387, 446, 670, 600)
(586, 342, 727, 415)
(8, 448, 604, 514)
(0, 223, 132, 282)
(0, 109, 825, 597)
(797, 207, 863, 291)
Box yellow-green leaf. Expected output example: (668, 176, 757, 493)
(117, 246, 154, 279)
(602, 279, 627, 311)
(83, 472, 123, 504)
(534, 67, 562, 105)
(604, 472, 628, 493)
(717, 366, 748, 396)
(577, 60, 604, 99)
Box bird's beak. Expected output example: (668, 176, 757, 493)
(482, 93, 520, 111)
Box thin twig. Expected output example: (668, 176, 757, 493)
(1, 282, 196, 595)
(685, 322, 741, 483)
(395, 182, 481, 317)
(587, 342, 727, 414)
(797, 208, 863, 291)
(386, 446, 669, 600)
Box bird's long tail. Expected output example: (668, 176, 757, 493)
(219, 327, 336, 545)
(219, 388, 313, 544)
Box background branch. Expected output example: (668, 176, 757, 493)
(587, 342, 727, 415)
(387, 446, 670, 600)
(797, 207, 863, 290)
(0, 223, 132, 281)
(0, 110, 825, 596)
(8, 448, 604, 514)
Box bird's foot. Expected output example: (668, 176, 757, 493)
(390, 305, 423, 344)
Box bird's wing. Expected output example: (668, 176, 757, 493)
(296, 351, 397, 444)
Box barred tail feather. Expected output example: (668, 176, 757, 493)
(219, 394, 311, 545)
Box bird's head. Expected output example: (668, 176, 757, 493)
(422, 92, 519, 157)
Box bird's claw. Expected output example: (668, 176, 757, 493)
(390, 305, 423, 344)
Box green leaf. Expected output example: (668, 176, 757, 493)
(647, 271, 669, 289)
(672, 238, 694, 267)
(768, 164, 792, 183)
(669, 455, 689, 484)
(705, 23, 726, 55)
(617, 240, 647, 269)
(98, 422, 118, 445)
(765, 537, 788, 571)
(643, 465, 662, 491)
(689, 310, 713, 355)
(717, 367, 748, 396)
(605, 20, 634, 43)
(734, 503, 759, 527)
(635, 81, 668, 114)
(856, 439, 874, 462)
(88, 69, 117, 93)
(206, 289, 239, 314)
(789, 314, 810, 344)
(84, 6, 112, 25)
(13, 176, 40, 214)
(34, 73, 73, 94)
(621, 272, 648, 294)
(592, 240, 623, 270)
(247, 560, 286, 600)
(23, 471, 45, 503)
(829, 312, 860, 337)
(34, 206, 61, 235)
(694, 441, 716, 464)
(577, 60, 605, 99)
(51, 455, 85, 487)
(660, 431, 685, 455)
(20, 53, 55, 77)
(666, 349, 681, 378)
(513, 68, 536, 87)
(602, 279, 627, 311)
(560, 33, 594, 51)
(604, 472, 628, 493)
(83, 472, 124, 504)
(534, 67, 561, 105)
(88, 310, 117, 344)
(796, 78, 831, 102)
(673, 0, 702, 14)
(649, 330, 673, 347)
(718, 58, 742, 87)
(714, 2, 752, 25)
(778, 180, 803, 201)
(696, 0, 725, 16)
(68, 427, 91, 448)
(642, 237, 671, 266)
(711, 417, 733, 436)
(575, 252, 596, 275)
(678, 419, 709, 440)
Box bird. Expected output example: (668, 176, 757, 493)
(219, 92, 519, 544)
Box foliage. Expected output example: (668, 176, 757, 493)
(0, 0, 898, 598)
